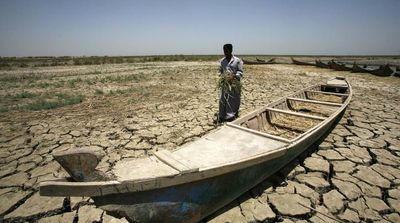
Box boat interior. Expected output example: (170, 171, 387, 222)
(232, 79, 350, 141)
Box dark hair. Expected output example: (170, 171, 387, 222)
(223, 44, 233, 53)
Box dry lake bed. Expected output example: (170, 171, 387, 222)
(0, 60, 400, 222)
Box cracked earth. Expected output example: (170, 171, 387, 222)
(0, 61, 399, 222)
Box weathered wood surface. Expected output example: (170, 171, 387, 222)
(154, 150, 199, 174)
(305, 90, 348, 97)
(265, 107, 326, 121)
(53, 148, 109, 181)
(41, 125, 289, 197)
(286, 97, 342, 107)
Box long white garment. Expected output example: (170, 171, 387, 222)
(218, 55, 244, 120)
(219, 55, 244, 79)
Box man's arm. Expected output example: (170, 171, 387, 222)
(235, 59, 244, 79)
(219, 59, 224, 74)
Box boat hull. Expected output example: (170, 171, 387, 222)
(352, 63, 370, 73)
(291, 58, 314, 66)
(243, 59, 276, 65)
(329, 61, 352, 71)
(93, 110, 345, 222)
(370, 64, 393, 77)
(315, 60, 330, 69)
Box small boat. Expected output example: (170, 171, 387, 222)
(40, 77, 352, 222)
(352, 63, 372, 73)
(243, 58, 276, 65)
(315, 59, 331, 69)
(352, 63, 394, 77)
(394, 66, 400, 78)
(291, 57, 315, 66)
(256, 57, 265, 62)
(329, 60, 353, 71)
(369, 64, 393, 77)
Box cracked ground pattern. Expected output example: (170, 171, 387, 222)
(0, 61, 399, 222)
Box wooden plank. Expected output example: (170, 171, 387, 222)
(114, 157, 179, 181)
(305, 90, 348, 97)
(155, 150, 199, 174)
(39, 146, 288, 197)
(226, 123, 292, 143)
(265, 107, 326, 121)
(170, 152, 199, 172)
(175, 126, 289, 169)
(286, 97, 342, 107)
(321, 84, 348, 89)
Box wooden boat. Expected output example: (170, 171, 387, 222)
(291, 57, 315, 66)
(352, 63, 370, 73)
(243, 58, 276, 65)
(315, 59, 330, 69)
(369, 64, 393, 77)
(352, 63, 394, 77)
(256, 57, 265, 62)
(40, 77, 352, 222)
(394, 66, 400, 78)
(329, 60, 353, 71)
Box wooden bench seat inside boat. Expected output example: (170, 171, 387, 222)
(286, 97, 342, 107)
(155, 150, 199, 174)
(286, 98, 339, 117)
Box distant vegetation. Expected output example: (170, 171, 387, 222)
(1, 55, 399, 69)
(0, 55, 223, 68)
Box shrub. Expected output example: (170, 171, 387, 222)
(94, 89, 104, 95)
(0, 106, 8, 113)
(25, 94, 84, 111)
(13, 91, 36, 99)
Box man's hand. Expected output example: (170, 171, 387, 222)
(227, 74, 235, 81)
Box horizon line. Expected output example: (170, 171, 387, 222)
(1, 54, 400, 58)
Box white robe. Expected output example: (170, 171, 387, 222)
(218, 55, 244, 120)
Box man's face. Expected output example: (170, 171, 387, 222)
(224, 47, 232, 58)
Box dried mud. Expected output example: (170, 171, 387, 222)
(0, 61, 399, 222)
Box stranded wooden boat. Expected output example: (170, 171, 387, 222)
(352, 63, 371, 73)
(256, 57, 265, 62)
(352, 63, 393, 76)
(243, 58, 276, 65)
(315, 59, 330, 69)
(369, 64, 393, 77)
(329, 60, 353, 71)
(40, 77, 352, 223)
(394, 66, 400, 78)
(291, 57, 315, 66)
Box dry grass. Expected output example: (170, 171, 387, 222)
(291, 102, 335, 117)
(0, 62, 213, 114)
(309, 94, 343, 103)
(217, 74, 241, 94)
(251, 113, 321, 140)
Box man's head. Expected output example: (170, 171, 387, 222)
(223, 43, 233, 59)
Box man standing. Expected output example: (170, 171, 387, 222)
(218, 43, 244, 122)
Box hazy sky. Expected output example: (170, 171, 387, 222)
(1, 0, 399, 56)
